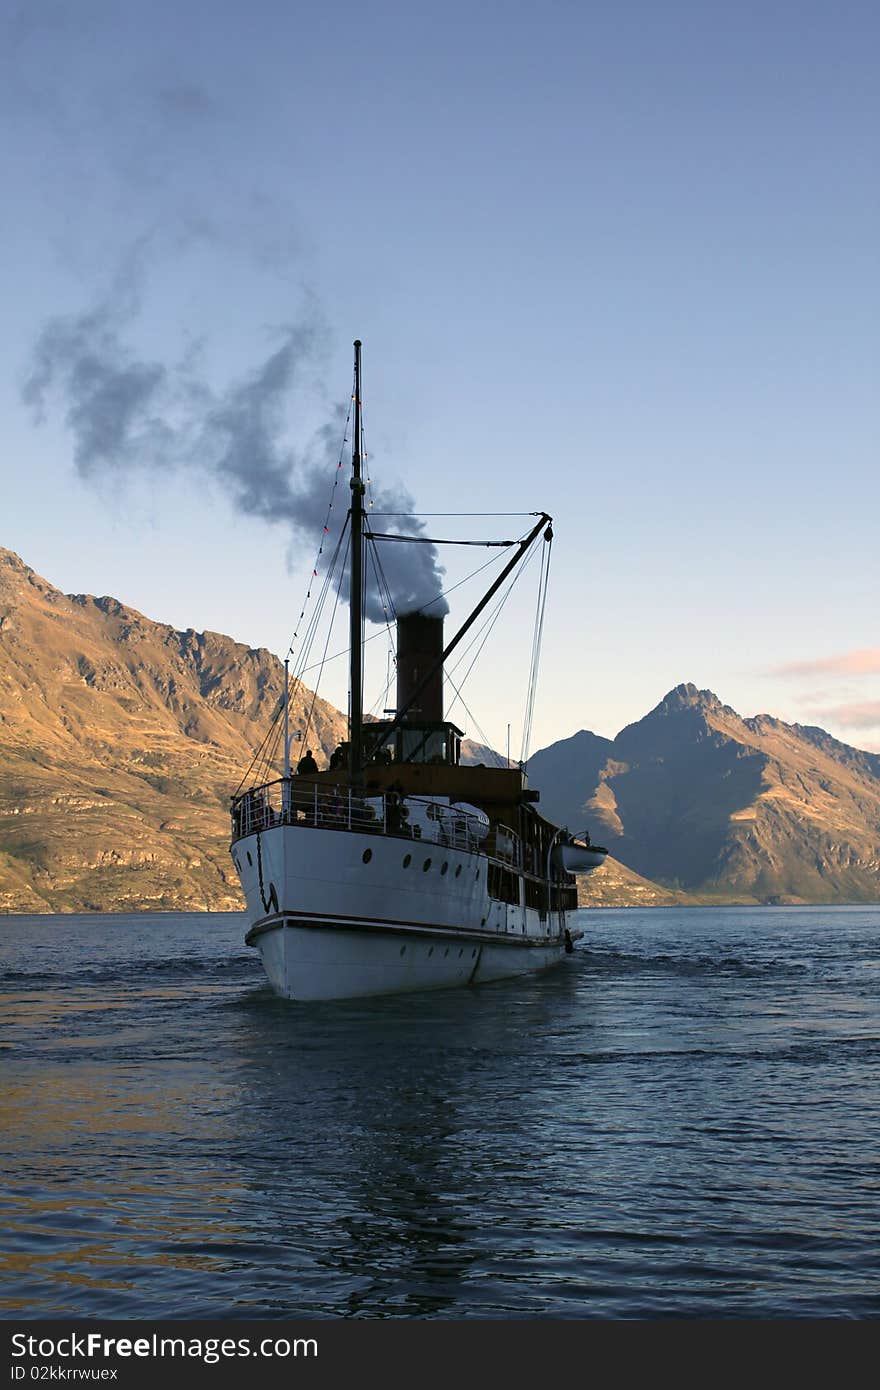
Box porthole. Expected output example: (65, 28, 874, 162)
(428, 946, 434, 957)
(246, 851, 253, 867)
(362, 849, 372, 864)
(474, 869, 480, 881)
(455, 865, 462, 878)
(472, 949, 477, 958)
(458, 949, 463, 958)
(422, 858, 432, 872)
(441, 862, 448, 875)
(402, 854, 412, 868)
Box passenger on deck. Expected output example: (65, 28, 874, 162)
(386, 787, 411, 836)
(296, 749, 319, 775)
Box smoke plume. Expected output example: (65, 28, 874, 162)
(23, 290, 447, 622)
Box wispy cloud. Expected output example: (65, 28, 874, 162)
(811, 700, 880, 730)
(770, 648, 880, 678)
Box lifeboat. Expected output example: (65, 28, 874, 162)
(554, 838, 608, 874)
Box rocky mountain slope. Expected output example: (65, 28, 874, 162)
(4, 547, 877, 911)
(0, 548, 347, 911)
(529, 684, 880, 903)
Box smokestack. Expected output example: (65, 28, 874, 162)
(396, 612, 444, 722)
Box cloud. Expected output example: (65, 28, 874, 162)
(770, 648, 880, 678)
(812, 701, 880, 731)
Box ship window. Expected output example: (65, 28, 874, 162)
(475, 869, 480, 881)
(362, 849, 372, 864)
(441, 862, 448, 875)
(246, 851, 253, 866)
(472, 949, 477, 957)
(455, 865, 462, 878)
(422, 858, 432, 872)
(428, 946, 434, 956)
(402, 854, 412, 868)
(459, 949, 463, 957)
(400, 945, 406, 956)
(444, 948, 449, 957)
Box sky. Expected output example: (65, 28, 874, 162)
(2, 0, 878, 757)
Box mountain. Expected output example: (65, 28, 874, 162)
(460, 738, 508, 768)
(529, 683, 880, 903)
(4, 547, 878, 911)
(576, 854, 692, 908)
(0, 548, 347, 912)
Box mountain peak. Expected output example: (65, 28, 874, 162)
(653, 683, 729, 717)
(0, 547, 30, 572)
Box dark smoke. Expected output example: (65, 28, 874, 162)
(23, 295, 175, 475)
(23, 291, 447, 622)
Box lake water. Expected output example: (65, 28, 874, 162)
(1, 905, 879, 1319)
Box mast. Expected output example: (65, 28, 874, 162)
(283, 657, 290, 780)
(349, 339, 365, 788)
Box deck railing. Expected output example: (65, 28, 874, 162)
(231, 779, 488, 854)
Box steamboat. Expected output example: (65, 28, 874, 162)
(230, 341, 606, 1000)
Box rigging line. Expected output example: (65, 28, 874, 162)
(282, 575, 343, 762)
(365, 533, 515, 547)
(234, 380, 353, 794)
(522, 548, 547, 760)
(442, 548, 541, 743)
(302, 530, 351, 753)
(444, 541, 543, 684)
(291, 544, 515, 679)
(234, 520, 351, 796)
(289, 516, 351, 685)
(369, 540, 400, 647)
(443, 569, 525, 722)
(283, 397, 353, 662)
(442, 665, 504, 766)
(525, 561, 550, 763)
(366, 530, 399, 628)
(368, 511, 542, 518)
(521, 532, 552, 767)
(299, 519, 351, 692)
(521, 539, 547, 757)
(367, 663, 395, 719)
(442, 543, 545, 756)
(364, 536, 399, 717)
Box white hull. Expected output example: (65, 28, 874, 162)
(250, 920, 570, 1001)
(232, 821, 579, 1001)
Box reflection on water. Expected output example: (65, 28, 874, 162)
(1, 908, 880, 1317)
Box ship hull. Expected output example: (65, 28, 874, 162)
(232, 821, 579, 1002)
(247, 916, 570, 1001)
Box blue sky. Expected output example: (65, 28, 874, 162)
(2, 0, 878, 754)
